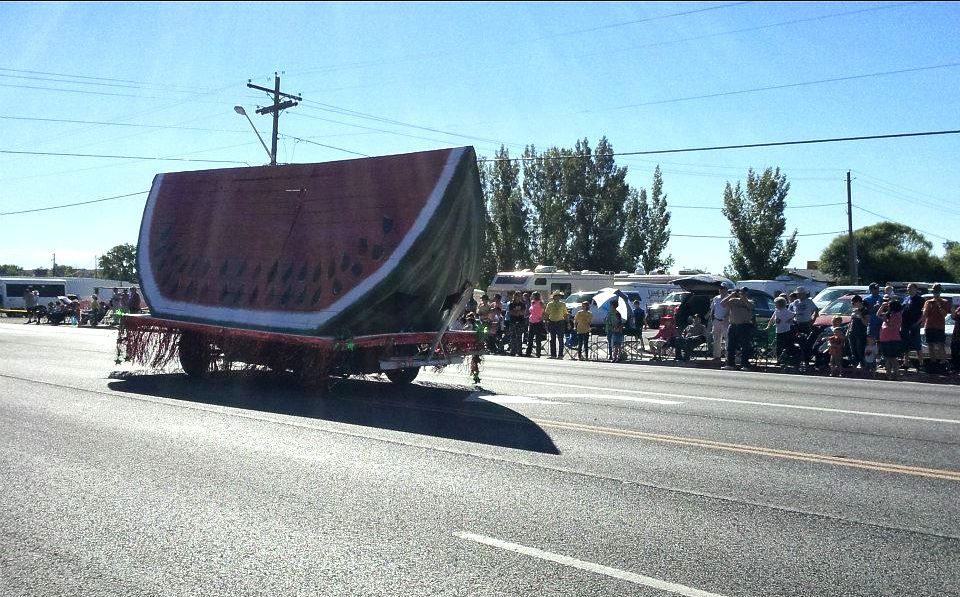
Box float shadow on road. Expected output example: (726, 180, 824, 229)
(107, 371, 560, 455)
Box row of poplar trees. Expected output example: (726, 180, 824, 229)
(478, 137, 672, 286)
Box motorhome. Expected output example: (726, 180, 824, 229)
(0, 277, 68, 311)
(486, 266, 614, 299)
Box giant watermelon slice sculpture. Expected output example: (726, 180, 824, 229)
(137, 146, 484, 337)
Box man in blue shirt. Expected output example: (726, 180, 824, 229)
(862, 283, 883, 340)
(900, 282, 924, 370)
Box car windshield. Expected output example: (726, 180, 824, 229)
(662, 291, 686, 303)
(822, 297, 854, 316)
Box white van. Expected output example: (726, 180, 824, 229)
(0, 277, 68, 311)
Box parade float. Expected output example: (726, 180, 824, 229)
(118, 146, 485, 385)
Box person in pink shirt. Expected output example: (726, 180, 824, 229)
(647, 315, 677, 361)
(525, 291, 546, 358)
(877, 297, 903, 380)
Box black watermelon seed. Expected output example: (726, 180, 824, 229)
(340, 254, 350, 272)
(332, 279, 342, 295)
(282, 264, 294, 283)
(219, 260, 229, 276)
(267, 261, 279, 283)
(351, 263, 363, 277)
(311, 288, 323, 305)
(313, 264, 323, 282)
(358, 238, 368, 254)
(327, 258, 336, 279)
(280, 287, 292, 305)
(236, 261, 246, 277)
(232, 287, 244, 304)
(184, 281, 196, 298)
(248, 287, 259, 304)
(371, 245, 384, 260)
(298, 264, 307, 281)
(252, 263, 262, 279)
(296, 290, 306, 305)
(220, 286, 229, 301)
(201, 262, 211, 276)
(382, 216, 394, 234)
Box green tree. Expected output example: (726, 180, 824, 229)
(722, 167, 797, 279)
(944, 241, 960, 282)
(819, 223, 952, 283)
(52, 264, 78, 277)
(590, 137, 631, 272)
(479, 147, 530, 288)
(639, 165, 673, 274)
(523, 145, 571, 267)
(98, 243, 138, 282)
(621, 187, 645, 271)
(0, 264, 25, 275)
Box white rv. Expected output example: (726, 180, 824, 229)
(486, 266, 614, 299)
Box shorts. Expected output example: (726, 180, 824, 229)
(925, 328, 946, 344)
(879, 341, 902, 359)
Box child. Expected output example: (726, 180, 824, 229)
(767, 296, 796, 364)
(862, 336, 878, 374)
(605, 301, 625, 362)
(574, 301, 593, 360)
(878, 298, 903, 380)
(828, 316, 845, 377)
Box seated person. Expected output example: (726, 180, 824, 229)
(677, 314, 707, 361)
(648, 315, 677, 360)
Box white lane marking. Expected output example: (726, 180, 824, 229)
(464, 392, 562, 405)
(455, 531, 730, 597)
(532, 393, 684, 406)
(481, 376, 960, 424)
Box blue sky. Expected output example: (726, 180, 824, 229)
(1, 1, 958, 276)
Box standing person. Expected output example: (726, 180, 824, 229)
(789, 287, 819, 365)
(951, 300, 960, 374)
(862, 336, 878, 375)
(604, 299, 625, 362)
(846, 294, 869, 369)
(720, 288, 755, 370)
(525, 292, 546, 358)
(900, 283, 924, 372)
(507, 291, 526, 357)
(920, 283, 950, 371)
(574, 301, 593, 360)
(545, 290, 569, 359)
(766, 296, 796, 364)
(877, 297, 903, 380)
(707, 287, 729, 361)
(629, 300, 645, 338)
(862, 283, 884, 340)
(23, 286, 37, 323)
(828, 316, 846, 377)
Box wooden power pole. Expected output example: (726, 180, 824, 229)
(846, 171, 859, 284)
(247, 74, 302, 166)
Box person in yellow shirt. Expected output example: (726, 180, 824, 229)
(545, 290, 570, 359)
(574, 301, 593, 360)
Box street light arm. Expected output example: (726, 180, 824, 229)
(234, 106, 273, 164)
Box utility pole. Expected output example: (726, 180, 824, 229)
(247, 73, 302, 166)
(846, 171, 859, 284)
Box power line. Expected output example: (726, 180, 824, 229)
(282, 134, 371, 157)
(480, 128, 960, 162)
(673, 230, 845, 239)
(672, 202, 844, 210)
(0, 191, 148, 216)
(0, 149, 247, 164)
(1, 114, 247, 134)
(851, 204, 954, 243)
(598, 61, 960, 112)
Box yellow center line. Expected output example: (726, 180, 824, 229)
(535, 418, 960, 482)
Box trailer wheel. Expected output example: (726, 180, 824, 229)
(385, 366, 419, 385)
(179, 331, 211, 378)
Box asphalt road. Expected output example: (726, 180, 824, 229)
(1, 318, 958, 596)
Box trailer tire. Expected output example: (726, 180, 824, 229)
(179, 331, 211, 378)
(385, 366, 419, 385)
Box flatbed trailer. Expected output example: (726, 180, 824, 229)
(119, 314, 484, 385)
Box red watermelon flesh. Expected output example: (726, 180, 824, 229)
(138, 147, 479, 335)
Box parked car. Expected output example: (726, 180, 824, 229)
(812, 285, 868, 311)
(646, 275, 774, 330)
